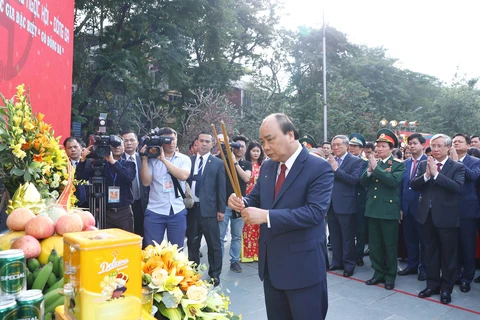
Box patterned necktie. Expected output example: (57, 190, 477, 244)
(335, 157, 342, 167)
(410, 159, 418, 180)
(436, 162, 442, 173)
(195, 156, 203, 197)
(275, 164, 287, 199)
(129, 155, 140, 200)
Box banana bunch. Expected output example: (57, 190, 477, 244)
(26, 249, 65, 318)
(7, 182, 45, 214)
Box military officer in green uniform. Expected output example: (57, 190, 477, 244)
(360, 129, 406, 290)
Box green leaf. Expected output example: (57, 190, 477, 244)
(11, 168, 25, 176)
(0, 144, 7, 151)
(24, 171, 31, 181)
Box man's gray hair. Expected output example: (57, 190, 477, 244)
(331, 135, 349, 146)
(430, 134, 452, 147)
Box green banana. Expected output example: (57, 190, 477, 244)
(27, 258, 41, 273)
(33, 266, 42, 278)
(46, 277, 64, 293)
(44, 295, 64, 315)
(32, 262, 53, 291)
(27, 272, 34, 288)
(44, 312, 53, 320)
(46, 272, 57, 288)
(52, 253, 61, 278)
(48, 249, 59, 264)
(43, 288, 62, 306)
(58, 257, 64, 278)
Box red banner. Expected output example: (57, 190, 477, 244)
(0, 0, 74, 141)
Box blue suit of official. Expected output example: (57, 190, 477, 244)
(244, 147, 334, 320)
(457, 154, 480, 283)
(328, 152, 364, 271)
(400, 154, 427, 272)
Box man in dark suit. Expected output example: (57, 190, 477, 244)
(327, 135, 364, 277)
(450, 133, 480, 293)
(411, 133, 465, 305)
(360, 129, 405, 291)
(64, 137, 88, 208)
(398, 133, 428, 281)
(122, 130, 149, 240)
(229, 113, 334, 320)
(348, 133, 369, 266)
(186, 132, 226, 286)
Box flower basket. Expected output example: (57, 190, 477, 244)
(142, 241, 241, 320)
(0, 84, 74, 208)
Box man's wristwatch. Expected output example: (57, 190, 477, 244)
(234, 162, 239, 166)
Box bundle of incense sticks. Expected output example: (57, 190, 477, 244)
(211, 121, 242, 197)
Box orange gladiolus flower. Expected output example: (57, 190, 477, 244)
(21, 141, 31, 151)
(143, 256, 164, 275)
(33, 154, 43, 162)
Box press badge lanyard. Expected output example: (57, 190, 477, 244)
(152, 156, 176, 193)
(107, 162, 120, 203)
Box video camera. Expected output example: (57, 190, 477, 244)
(90, 113, 122, 158)
(142, 128, 173, 158)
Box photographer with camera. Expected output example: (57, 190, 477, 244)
(75, 137, 136, 232)
(218, 135, 252, 273)
(139, 127, 191, 248)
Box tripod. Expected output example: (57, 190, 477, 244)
(89, 160, 107, 230)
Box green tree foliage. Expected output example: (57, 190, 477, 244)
(72, 0, 277, 139)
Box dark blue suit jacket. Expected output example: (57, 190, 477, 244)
(330, 152, 364, 214)
(400, 154, 427, 216)
(122, 153, 149, 212)
(458, 154, 480, 219)
(187, 155, 226, 217)
(244, 147, 334, 290)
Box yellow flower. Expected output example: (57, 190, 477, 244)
(16, 84, 25, 96)
(23, 121, 35, 131)
(11, 144, 26, 159)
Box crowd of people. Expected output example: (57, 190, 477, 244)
(62, 114, 480, 319)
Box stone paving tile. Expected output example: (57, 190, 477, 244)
(196, 240, 480, 320)
(327, 297, 394, 320)
(438, 308, 480, 320)
(372, 291, 451, 320)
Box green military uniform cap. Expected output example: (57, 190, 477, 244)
(376, 129, 399, 148)
(299, 134, 317, 149)
(348, 133, 366, 147)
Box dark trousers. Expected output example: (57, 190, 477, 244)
(457, 218, 477, 283)
(327, 209, 356, 271)
(355, 206, 367, 259)
(144, 208, 187, 248)
(368, 217, 398, 282)
(106, 205, 134, 233)
(186, 204, 222, 278)
(403, 209, 425, 271)
(423, 212, 458, 293)
(263, 263, 328, 320)
(131, 199, 145, 238)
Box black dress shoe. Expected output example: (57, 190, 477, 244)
(475, 276, 480, 283)
(212, 277, 220, 287)
(365, 277, 384, 285)
(385, 281, 395, 290)
(397, 267, 418, 276)
(460, 282, 471, 293)
(363, 248, 369, 256)
(440, 291, 451, 304)
(343, 270, 354, 278)
(417, 271, 427, 281)
(329, 265, 344, 271)
(418, 288, 440, 298)
(356, 258, 364, 266)
(454, 279, 461, 285)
